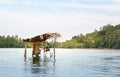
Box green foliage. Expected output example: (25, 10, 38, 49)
(0, 35, 25, 48)
(61, 24, 120, 49)
(62, 39, 77, 48)
(1, 24, 120, 49)
(0, 35, 60, 48)
(40, 41, 60, 48)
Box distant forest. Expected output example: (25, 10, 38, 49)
(0, 35, 25, 48)
(61, 24, 120, 49)
(0, 35, 59, 48)
(0, 24, 120, 48)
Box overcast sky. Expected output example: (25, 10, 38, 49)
(0, 0, 120, 41)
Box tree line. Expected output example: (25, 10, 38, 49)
(61, 24, 120, 49)
(0, 35, 59, 48)
(0, 24, 120, 48)
(0, 35, 24, 48)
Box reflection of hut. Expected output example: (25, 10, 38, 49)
(23, 33, 61, 58)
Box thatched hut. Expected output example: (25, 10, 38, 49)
(23, 33, 61, 58)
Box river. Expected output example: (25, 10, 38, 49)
(0, 48, 120, 77)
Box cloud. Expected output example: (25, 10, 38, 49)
(0, 9, 120, 41)
(0, 0, 120, 14)
(54, 2, 120, 13)
(95, 4, 120, 13)
(113, 0, 120, 4)
(0, 0, 120, 41)
(0, 0, 16, 4)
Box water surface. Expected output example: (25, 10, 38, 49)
(0, 48, 120, 77)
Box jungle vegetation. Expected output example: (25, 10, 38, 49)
(0, 35, 25, 48)
(0, 35, 59, 48)
(0, 24, 120, 48)
(61, 24, 120, 49)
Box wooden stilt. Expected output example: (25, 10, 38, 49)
(24, 42, 27, 57)
(32, 42, 35, 57)
(53, 38, 56, 60)
(43, 41, 46, 56)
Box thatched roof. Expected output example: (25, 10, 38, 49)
(23, 33, 61, 42)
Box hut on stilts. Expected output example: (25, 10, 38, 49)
(23, 33, 61, 61)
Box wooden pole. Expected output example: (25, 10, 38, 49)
(24, 42, 27, 57)
(43, 41, 46, 56)
(53, 37, 56, 60)
(32, 42, 35, 57)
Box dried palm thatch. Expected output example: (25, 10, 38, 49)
(23, 33, 61, 42)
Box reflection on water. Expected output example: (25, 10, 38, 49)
(32, 56, 40, 64)
(24, 54, 56, 76)
(0, 48, 120, 77)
